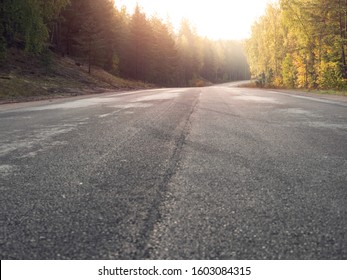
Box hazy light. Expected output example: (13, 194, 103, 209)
(115, 0, 276, 40)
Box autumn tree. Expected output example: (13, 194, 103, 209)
(245, 3, 285, 86)
(246, 0, 346, 90)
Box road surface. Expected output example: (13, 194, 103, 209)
(0, 83, 346, 259)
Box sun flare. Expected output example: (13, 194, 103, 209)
(115, 0, 275, 40)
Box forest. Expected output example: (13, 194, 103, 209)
(0, 0, 250, 87)
(245, 0, 347, 90)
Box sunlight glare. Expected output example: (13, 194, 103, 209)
(115, 0, 276, 40)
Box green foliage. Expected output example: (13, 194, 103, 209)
(23, 0, 49, 53)
(41, 0, 70, 22)
(0, 27, 6, 60)
(60, 0, 120, 73)
(0, 0, 69, 53)
(149, 16, 178, 85)
(177, 19, 203, 85)
(40, 48, 54, 73)
(0, 2, 6, 59)
(245, 0, 347, 90)
(111, 53, 120, 75)
(317, 61, 345, 89)
(282, 54, 297, 88)
(127, 4, 153, 81)
(1, 0, 250, 86)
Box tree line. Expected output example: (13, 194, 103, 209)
(245, 0, 347, 90)
(0, 0, 250, 86)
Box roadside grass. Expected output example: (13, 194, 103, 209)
(301, 89, 347, 96)
(0, 73, 86, 101)
(57, 56, 154, 90)
(0, 49, 155, 104)
(237, 81, 259, 88)
(240, 80, 347, 96)
(189, 77, 213, 87)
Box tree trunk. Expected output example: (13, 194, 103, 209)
(339, 0, 347, 78)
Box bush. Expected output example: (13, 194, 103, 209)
(317, 61, 345, 90)
(282, 54, 297, 88)
(40, 48, 53, 73)
(188, 78, 211, 87)
(0, 24, 6, 60)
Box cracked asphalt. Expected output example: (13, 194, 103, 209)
(0, 84, 346, 259)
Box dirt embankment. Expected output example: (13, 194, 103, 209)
(0, 49, 155, 104)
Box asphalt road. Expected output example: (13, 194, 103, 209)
(0, 83, 346, 259)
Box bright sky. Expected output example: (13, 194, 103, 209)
(115, 0, 277, 40)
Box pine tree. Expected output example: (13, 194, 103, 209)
(126, 4, 153, 81)
(150, 16, 178, 85)
(177, 19, 203, 85)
